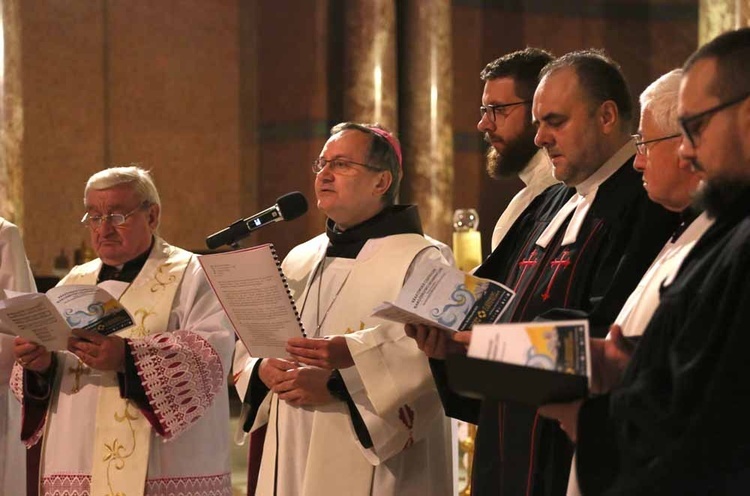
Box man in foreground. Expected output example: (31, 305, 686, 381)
(411, 50, 678, 495)
(12, 166, 234, 496)
(234, 123, 453, 495)
(544, 28, 750, 495)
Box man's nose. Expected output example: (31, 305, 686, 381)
(477, 112, 495, 133)
(633, 152, 646, 172)
(534, 126, 549, 148)
(98, 219, 116, 235)
(678, 134, 695, 161)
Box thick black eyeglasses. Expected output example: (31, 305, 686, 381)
(678, 91, 750, 148)
(631, 133, 682, 155)
(479, 101, 531, 123)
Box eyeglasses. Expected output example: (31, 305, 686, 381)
(678, 91, 750, 148)
(312, 158, 384, 175)
(81, 202, 149, 229)
(631, 133, 682, 155)
(479, 101, 531, 123)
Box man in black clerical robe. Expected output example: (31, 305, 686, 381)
(424, 51, 679, 496)
(551, 27, 750, 496)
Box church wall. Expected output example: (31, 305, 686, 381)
(11, 0, 698, 275)
(18, 0, 241, 275)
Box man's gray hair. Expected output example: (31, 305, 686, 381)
(639, 69, 683, 135)
(84, 165, 161, 225)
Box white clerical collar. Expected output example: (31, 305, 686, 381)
(518, 149, 553, 188)
(536, 140, 635, 248)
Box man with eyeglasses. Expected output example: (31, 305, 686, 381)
(537, 28, 750, 495)
(477, 48, 559, 250)
(11, 166, 234, 496)
(233, 122, 453, 495)
(551, 67, 713, 496)
(415, 50, 679, 496)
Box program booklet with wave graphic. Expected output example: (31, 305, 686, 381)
(0, 282, 134, 350)
(371, 260, 515, 332)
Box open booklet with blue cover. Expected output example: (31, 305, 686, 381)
(446, 320, 591, 406)
(0, 282, 134, 351)
(370, 260, 516, 331)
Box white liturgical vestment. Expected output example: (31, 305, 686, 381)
(10, 238, 234, 496)
(235, 233, 453, 496)
(1, 217, 36, 496)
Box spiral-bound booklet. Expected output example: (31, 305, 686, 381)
(198, 243, 305, 358)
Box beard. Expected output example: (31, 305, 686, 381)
(484, 127, 539, 180)
(693, 177, 750, 219)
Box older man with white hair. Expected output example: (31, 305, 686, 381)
(11, 166, 234, 496)
(614, 68, 712, 339)
(557, 68, 714, 496)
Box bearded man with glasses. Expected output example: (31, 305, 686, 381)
(11, 166, 234, 496)
(538, 27, 750, 495)
(233, 122, 453, 496)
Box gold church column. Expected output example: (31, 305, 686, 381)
(399, 0, 453, 243)
(699, 0, 750, 45)
(343, 0, 397, 130)
(1, 0, 23, 223)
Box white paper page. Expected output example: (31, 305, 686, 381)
(468, 320, 589, 376)
(199, 244, 304, 358)
(0, 293, 71, 350)
(371, 301, 455, 332)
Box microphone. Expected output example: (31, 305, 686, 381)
(206, 192, 308, 249)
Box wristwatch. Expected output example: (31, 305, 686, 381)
(326, 369, 349, 402)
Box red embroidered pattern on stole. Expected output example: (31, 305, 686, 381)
(515, 249, 539, 292)
(43, 473, 232, 496)
(541, 249, 571, 301)
(10, 361, 23, 401)
(399, 404, 416, 450)
(43, 474, 89, 496)
(130, 330, 224, 440)
(146, 473, 232, 496)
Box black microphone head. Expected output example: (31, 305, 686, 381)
(276, 191, 308, 221)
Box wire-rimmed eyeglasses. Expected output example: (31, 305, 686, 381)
(81, 202, 149, 229)
(631, 133, 682, 155)
(312, 158, 384, 175)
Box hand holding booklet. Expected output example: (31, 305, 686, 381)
(0, 282, 135, 351)
(446, 320, 591, 406)
(371, 260, 516, 331)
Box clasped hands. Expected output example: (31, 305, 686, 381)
(13, 329, 126, 374)
(259, 335, 353, 407)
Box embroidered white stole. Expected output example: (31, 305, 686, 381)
(58, 238, 192, 496)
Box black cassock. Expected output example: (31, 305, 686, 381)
(432, 157, 679, 496)
(577, 192, 750, 496)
